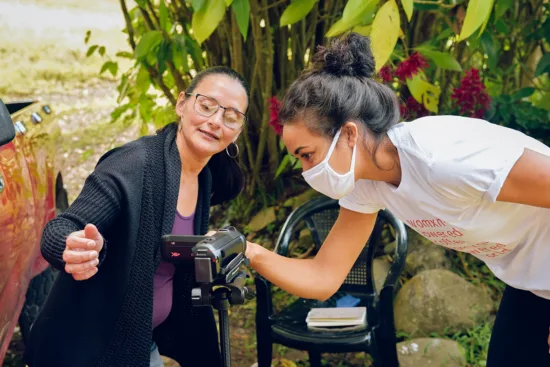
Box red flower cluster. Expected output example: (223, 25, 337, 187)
(269, 96, 283, 136)
(378, 65, 393, 83)
(451, 68, 491, 118)
(394, 52, 429, 81)
(400, 96, 429, 120)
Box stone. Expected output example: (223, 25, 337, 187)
(282, 189, 321, 210)
(248, 207, 277, 232)
(373, 258, 390, 294)
(404, 229, 453, 276)
(394, 269, 493, 335)
(397, 338, 466, 367)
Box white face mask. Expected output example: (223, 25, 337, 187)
(302, 128, 357, 200)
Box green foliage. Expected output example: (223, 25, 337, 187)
(84, 0, 548, 214)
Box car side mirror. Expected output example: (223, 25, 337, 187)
(0, 99, 16, 147)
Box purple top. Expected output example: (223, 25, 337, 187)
(152, 210, 195, 330)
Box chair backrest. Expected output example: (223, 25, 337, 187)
(274, 195, 407, 295)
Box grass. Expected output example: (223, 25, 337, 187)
(0, 0, 132, 98)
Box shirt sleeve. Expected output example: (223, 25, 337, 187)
(338, 180, 385, 214)
(429, 125, 550, 204)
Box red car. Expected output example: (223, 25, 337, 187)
(0, 99, 68, 364)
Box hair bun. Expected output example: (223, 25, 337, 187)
(312, 32, 376, 78)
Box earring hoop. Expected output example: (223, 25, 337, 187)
(226, 142, 239, 158)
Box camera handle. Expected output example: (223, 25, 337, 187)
(192, 270, 255, 367)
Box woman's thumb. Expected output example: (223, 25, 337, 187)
(84, 223, 102, 241)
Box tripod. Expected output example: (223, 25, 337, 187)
(192, 270, 254, 367)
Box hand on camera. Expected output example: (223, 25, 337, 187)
(63, 223, 104, 281)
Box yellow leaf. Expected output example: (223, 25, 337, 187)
(225, 0, 233, 5)
(478, 0, 495, 37)
(352, 24, 372, 37)
(192, 0, 227, 44)
(370, 0, 400, 72)
(325, 0, 379, 37)
(280, 0, 317, 27)
(401, 0, 413, 21)
(406, 73, 441, 113)
(457, 0, 495, 42)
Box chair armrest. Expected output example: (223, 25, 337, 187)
(255, 274, 275, 323)
(379, 209, 408, 292)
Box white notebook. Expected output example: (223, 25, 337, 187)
(306, 307, 366, 327)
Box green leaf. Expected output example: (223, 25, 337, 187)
(116, 51, 134, 59)
(135, 0, 147, 7)
(511, 87, 536, 101)
(417, 49, 462, 71)
(352, 24, 372, 37)
(457, 0, 495, 42)
(280, 0, 316, 27)
(275, 154, 291, 179)
(192, 0, 227, 44)
(480, 32, 497, 70)
(86, 45, 98, 57)
(370, 0, 400, 72)
(135, 31, 163, 60)
(325, 0, 379, 37)
(84, 30, 91, 44)
(191, 0, 206, 11)
(406, 73, 441, 113)
(535, 53, 550, 77)
(495, 0, 513, 18)
(225, 0, 234, 5)
(478, 0, 494, 36)
(435, 28, 454, 41)
(98, 46, 106, 57)
(100, 61, 118, 77)
(157, 40, 171, 75)
(159, 0, 170, 33)
(172, 34, 189, 72)
(136, 64, 151, 94)
(232, 0, 250, 40)
(401, 0, 413, 21)
(494, 19, 510, 34)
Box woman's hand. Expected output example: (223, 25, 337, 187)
(62, 223, 104, 281)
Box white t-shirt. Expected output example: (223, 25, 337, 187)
(339, 115, 550, 299)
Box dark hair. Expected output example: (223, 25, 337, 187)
(185, 66, 250, 205)
(279, 33, 400, 164)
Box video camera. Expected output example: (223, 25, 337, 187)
(161, 226, 253, 367)
(161, 225, 247, 285)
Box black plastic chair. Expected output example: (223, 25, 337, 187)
(254, 196, 408, 367)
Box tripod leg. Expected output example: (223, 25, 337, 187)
(219, 307, 231, 367)
(308, 351, 322, 367)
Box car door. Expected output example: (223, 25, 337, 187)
(0, 116, 37, 354)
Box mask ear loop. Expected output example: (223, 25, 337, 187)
(323, 128, 342, 163)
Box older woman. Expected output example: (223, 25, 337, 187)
(26, 66, 249, 367)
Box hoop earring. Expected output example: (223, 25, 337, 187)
(226, 142, 239, 158)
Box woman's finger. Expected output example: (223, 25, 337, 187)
(66, 235, 97, 250)
(63, 250, 98, 264)
(65, 259, 99, 274)
(71, 267, 98, 281)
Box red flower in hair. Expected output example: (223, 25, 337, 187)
(451, 68, 491, 118)
(269, 96, 283, 136)
(394, 52, 429, 81)
(379, 65, 393, 83)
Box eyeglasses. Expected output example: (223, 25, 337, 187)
(185, 92, 247, 130)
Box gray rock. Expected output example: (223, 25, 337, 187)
(404, 229, 453, 276)
(282, 189, 321, 210)
(248, 207, 276, 232)
(394, 269, 493, 335)
(373, 258, 390, 294)
(397, 338, 466, 367)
